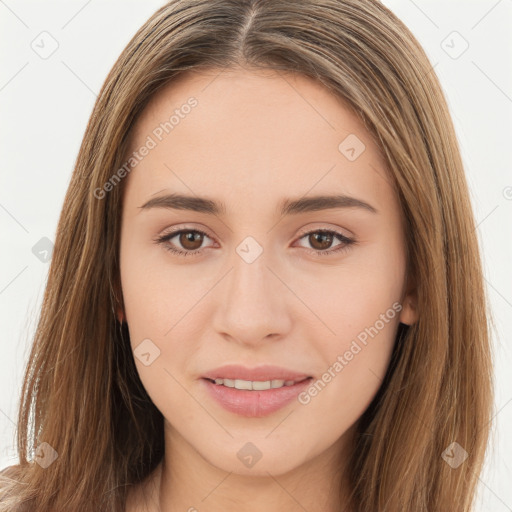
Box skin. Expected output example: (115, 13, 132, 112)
(118, 66, 418, 512)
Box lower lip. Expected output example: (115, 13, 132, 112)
(201, 377, 312, 418)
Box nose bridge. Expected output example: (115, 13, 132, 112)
(227, 239, 277, 317)
(213, 236, 290, 343)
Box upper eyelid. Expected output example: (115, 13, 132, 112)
(158, 226, 353, 247)
(159, 222, 353, 239)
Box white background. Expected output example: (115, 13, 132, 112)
(1, 1, 511, 510)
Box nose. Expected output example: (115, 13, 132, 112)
(211, 246, 292, 347)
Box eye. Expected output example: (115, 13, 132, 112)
(154, 227, 356, 257)
(154, 228, 214, 257)
(295, 229, 355, 256)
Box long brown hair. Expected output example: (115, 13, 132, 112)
(0, 1, 494, 510)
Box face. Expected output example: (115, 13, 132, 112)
(117, 67, 417, 477)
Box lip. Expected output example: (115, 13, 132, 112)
(200, 364, 313, 418)
(201, 364, 311, 382)
(201, 377, 312, 417)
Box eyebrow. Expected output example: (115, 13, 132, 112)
(138, 192, 378, 216)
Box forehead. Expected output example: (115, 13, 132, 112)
(122, 67, 394, 214)
(131, 67, 377, 149)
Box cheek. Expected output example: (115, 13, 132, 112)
(119, 230, 181, 336)
(119, 237, 206, 393)
(294, 246, 404, 413)
(299, 308, 399, 433)
(294, 245, 405, 346)
(119, 245, 200, 421)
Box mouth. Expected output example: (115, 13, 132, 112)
(203, 375, 312, 391)
(200, 374, 314, 418)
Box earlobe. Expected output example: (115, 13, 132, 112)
(399, 294, 418, 326)
(116, 305, 125, 323)
(112, 279, 125, 323)
(399, 271, 418, 326)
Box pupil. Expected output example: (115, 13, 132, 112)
(312, 232, 332, 250)
(181, 232, 202, 249)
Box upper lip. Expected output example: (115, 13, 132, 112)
(202, 364, 312, 382)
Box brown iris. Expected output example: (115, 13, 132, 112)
(308, 232, 334, 251)
(179, 231, 204, 251)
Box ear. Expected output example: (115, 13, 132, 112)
(116, 303, 125, 324)
(112, 277, 125, 323)
(399, 274, 418, 326)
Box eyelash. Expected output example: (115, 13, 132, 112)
(153, 227, 356, 258)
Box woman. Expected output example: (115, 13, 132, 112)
(0, 1, 493, 511)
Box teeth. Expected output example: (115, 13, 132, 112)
(211, 378, 301, 390)
(252, 380, 271, 390)
(235, 379, 253, 390)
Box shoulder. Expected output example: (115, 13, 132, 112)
(0, 464, 20, 478)
(0, 463, 24, 487)
(0, 464, 29, 511)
